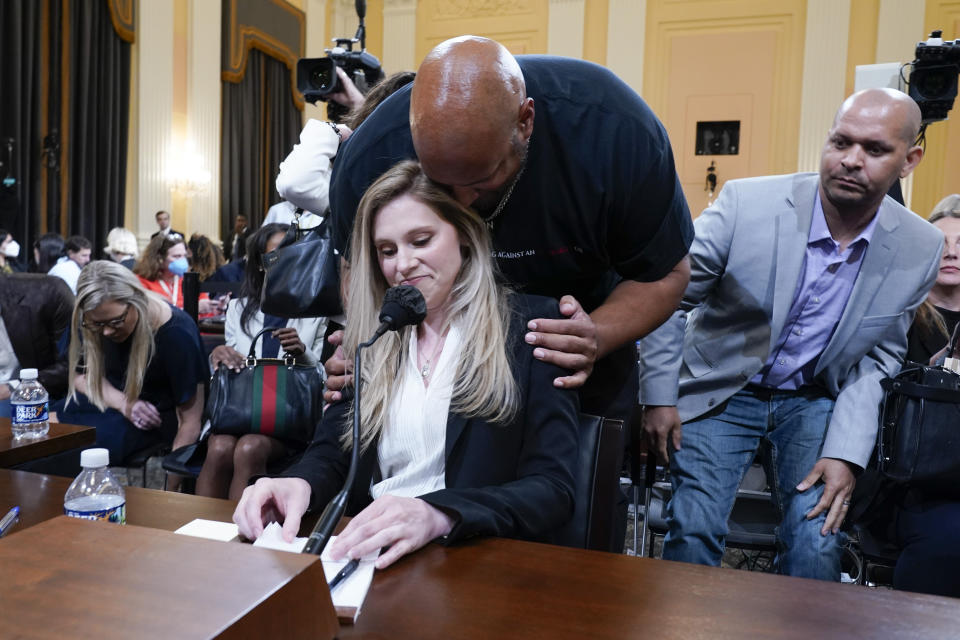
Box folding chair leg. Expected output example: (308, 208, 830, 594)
(632, 485, 640, 555)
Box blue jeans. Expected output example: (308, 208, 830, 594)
(662, 386, 846, 580)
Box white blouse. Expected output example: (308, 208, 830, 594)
(370, 324, 461, 500)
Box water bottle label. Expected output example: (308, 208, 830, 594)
(13, 402, 48, 425)
(64, 502, 126, 524)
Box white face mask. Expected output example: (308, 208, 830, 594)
(3, 240, 20, 258)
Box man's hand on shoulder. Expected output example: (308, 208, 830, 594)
(525, 295, 597, 388)
(797, 457, 857, 536)
(643, 405, 683, 463)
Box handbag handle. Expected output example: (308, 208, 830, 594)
(880, 377, 960, 403)
(244, 326, 293, 367)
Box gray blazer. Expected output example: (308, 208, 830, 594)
(639, 172, 943, 468)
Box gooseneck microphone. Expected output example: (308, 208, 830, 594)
(303, 285, 427, 556)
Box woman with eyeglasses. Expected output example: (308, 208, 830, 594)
(56, 261, 208, 474)
(134, 233, 223, 315)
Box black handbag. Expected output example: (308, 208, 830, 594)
(206, 327, 322, 444)
(260, 209, 343, 318)
(878, 362, 960, 491)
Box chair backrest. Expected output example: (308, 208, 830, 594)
(546, 413, 625, 552)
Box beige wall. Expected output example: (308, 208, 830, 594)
(123, 0, 960, 235)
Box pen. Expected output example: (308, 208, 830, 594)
(0, 506, 20, 538)
(328, 558, 360, 592)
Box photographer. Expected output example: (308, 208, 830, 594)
(274, 68, 361, 217)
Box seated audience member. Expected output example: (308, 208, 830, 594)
(32, 232, 64, 274)
(47, 235, 92, 293)
(858, 194, 960, 599)
(906, 194, 960, 364)
(234, 162, 579, 568)
(0, 274, 74, 413)
(197, 223, 327, 499)
(104, 227, 139, 269)
(150, 209, 182, 240)
(187, 233, 225, 282)
(640, 89, 942, 581)
(58, 261, 207, 468)
(133, 234, 221, 315)
(0, 230, 22, 274)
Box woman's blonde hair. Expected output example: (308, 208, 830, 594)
(344, 160, 519, 451)
(917, 194, 960, 341)
(68, 260, 162, 410)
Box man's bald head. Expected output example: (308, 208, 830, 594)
(833, 88, 922, 145)
(819, 88, 925, 218)
(410, 36, 534, 203)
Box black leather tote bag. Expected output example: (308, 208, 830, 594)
(260, 209, 343, 318)
(878, 363, 960, 491)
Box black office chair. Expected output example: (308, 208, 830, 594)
(545, 413, 625, 552)
(123, 442, 171, 488)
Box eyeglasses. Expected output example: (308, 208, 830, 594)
(81, 305, 131, 332)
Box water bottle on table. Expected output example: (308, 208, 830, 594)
(64, 448, 126, 524)
(10, 368, 49, 439)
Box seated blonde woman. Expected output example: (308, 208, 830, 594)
(234, 161, 579, 568)
(58, 261, 207, 468)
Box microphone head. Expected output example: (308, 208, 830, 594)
(379, 285, 427, 330)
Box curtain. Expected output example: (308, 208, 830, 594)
(220, 49, 301, 240)
(0, 0, 43, 267)
(64, 0, 130, 252)
(0, 0, 129, 260)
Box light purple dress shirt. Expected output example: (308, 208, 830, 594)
(750, 193, 879, 390)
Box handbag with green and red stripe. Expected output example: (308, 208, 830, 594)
(206, 327, 322, 444)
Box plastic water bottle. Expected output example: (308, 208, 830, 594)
(64, 448, 126, 524)
(10, 368, 49, 439)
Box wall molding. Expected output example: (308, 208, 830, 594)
(796, 0, 851, 172)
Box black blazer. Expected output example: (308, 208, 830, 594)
(0, 274, 74, 398)
(284, 294, 580, 544)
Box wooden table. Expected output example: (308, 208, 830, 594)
(2, 469, 959, 639)
(0, 418, 95, 468)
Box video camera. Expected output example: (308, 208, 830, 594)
(296, 0, 383, 122)
(908, 30, 960, 124)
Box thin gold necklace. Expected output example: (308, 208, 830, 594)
(419, 330, 448, 379)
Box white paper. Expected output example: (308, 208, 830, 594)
(253, 522, 379, 619)
(174, 518, 239, 542)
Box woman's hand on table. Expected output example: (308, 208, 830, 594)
(210, 345, 246, 372)
(234, 477, 313, 542)
(328, 495, 455, 569)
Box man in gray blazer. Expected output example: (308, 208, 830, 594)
(640, 88, 943, 580)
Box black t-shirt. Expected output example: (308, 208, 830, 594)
(330, 56, 694, 313)
(102, 305, 208, 412)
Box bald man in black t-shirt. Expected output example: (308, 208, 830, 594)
(326, 37, 694, 427)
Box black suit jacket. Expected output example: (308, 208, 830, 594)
(284, 294, 580, 544)
(0, 274, 74, 398)
(224, 228, 250, 262)
(151, 229, 185, 241)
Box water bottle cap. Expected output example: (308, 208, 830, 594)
(80, 448, 110, 468)
(19, 368, 38, 380)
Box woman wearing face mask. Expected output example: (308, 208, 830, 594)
(56, 260, 208, 471)
(234, 161, 579, 568)
(0, 230, 21, 274)
(133, 233, 220, 315)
